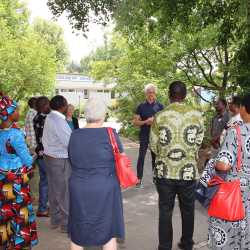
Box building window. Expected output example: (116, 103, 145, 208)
(60, 89, 75, 93)
(104, 90, 109, 93)
(84, 89, 88, 99)
(55, 89, 59, 94)
(56, 75, 64, 80)
(97, 90, 103, 93)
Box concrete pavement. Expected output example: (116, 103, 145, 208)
(33, 138, 209, 250)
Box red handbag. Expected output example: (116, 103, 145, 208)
(107, 127, 139, 189)
(208, 126, 245, 221)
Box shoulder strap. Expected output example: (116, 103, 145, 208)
(235, 125, 242, 172)
(107, 127, 120, 154)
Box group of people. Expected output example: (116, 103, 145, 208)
(0, 92, 123, 250)
(133, 82, 250, 250)
(0, 79, 249, 250)
(0, 93, 81, 249)
(25, 96, 79, 227)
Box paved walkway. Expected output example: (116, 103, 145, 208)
(33, 139, 209, 250)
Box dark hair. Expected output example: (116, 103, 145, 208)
(231, 96, 241, 108)
(169, 81, 187, 99)
(217, 98, 227, 107)
(36, 96, 50, 112)
(241, 94, 250, 114)
(50, 95, 68, 111)
(28, 97, 37, 109)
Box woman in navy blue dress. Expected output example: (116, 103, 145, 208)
(68, 98, 125, 250)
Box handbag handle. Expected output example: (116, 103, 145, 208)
(208, 175, 225, 186)
(107, 127, 120, 154)
(235, 125, 242, 172)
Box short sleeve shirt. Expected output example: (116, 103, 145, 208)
(136, 101, 164, 139)
(150, 102, 204, 180)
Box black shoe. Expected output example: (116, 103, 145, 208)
(36, 210, 49, 217)
(178, 242, 184, 249)
(178, 242, 193, 250)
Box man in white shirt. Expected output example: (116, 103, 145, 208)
(42, 95, 72, 233)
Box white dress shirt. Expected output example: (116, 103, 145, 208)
(42, 110, 72, 158)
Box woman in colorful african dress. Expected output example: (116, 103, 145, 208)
(208, 93, 250, 249)
(0, 94, 38, 249)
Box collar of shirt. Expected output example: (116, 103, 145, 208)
(232, 113, 241, 120)
(146, 100, 156, 105)
(29, 109, 37, 116)
(66, 117, 73, 122)
(37, 112, 47, 117)
(168, 102, 185, 108)
(51, 110, 66, 120)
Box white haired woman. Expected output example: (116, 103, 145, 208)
(66, 104, 79, 130)
(68, 98, 125, 250)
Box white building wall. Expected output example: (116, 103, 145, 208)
(89, 90, 111, 105)
(57, 90, 112, 107)
(55, 74, 115, 107)
(57, 91, 83, 106)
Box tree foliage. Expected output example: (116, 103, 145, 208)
(48, 0, 250, 96)
(32, 18, 69, 71)
(0, 1, 60, 100)
(0, 0, 29, 36)
(0, 27, 56, 100)
(47, 0, 120, 32)
(66, 61, 81, 73)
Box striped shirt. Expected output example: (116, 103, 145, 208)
(25, 108, 37, 150)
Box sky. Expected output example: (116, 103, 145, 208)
(28, 0, 107, 63)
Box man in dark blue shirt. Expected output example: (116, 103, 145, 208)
(133, 84, 164, 187)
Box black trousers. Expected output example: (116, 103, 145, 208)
(156, 179, 196, 250)
(136, 137, 156, 180)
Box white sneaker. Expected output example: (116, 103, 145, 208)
(136, 180, 143, 188)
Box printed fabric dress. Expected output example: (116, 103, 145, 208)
(0, 124, 38, 249)
(208, 124, 250, 249)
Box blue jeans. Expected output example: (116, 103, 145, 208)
(37, 158, 49, 212)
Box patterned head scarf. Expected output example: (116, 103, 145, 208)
(0, 93, 18, 121)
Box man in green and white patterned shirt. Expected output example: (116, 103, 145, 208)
(150, 81, 204, 250)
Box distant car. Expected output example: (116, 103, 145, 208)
(104, 117, 122, 133)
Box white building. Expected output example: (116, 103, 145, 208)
(55, 73, 116, 107)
